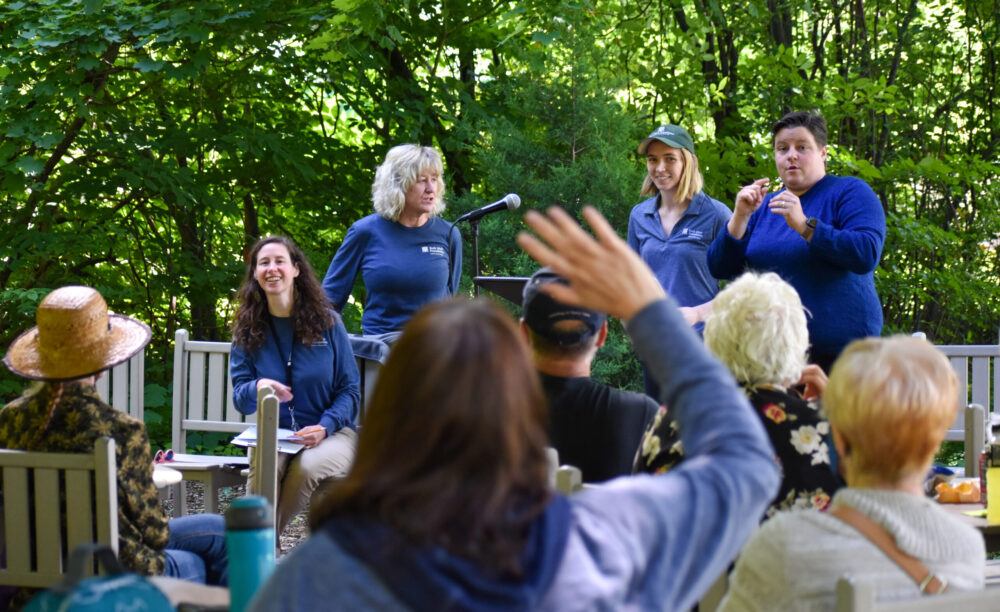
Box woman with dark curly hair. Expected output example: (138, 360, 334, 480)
(231, 235, 361, 534)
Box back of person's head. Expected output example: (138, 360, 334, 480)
(312, 297, 551, 575)
(825, 336, 957, 484)
(521, 268, 606, 360)
(372, 144, 447, 221)
(772, 110, 828, 147)
(704, 272, 808, 387)
(232, 234, 332, 351)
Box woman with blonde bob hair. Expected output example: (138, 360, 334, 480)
(323, 144, 462, 336)
(720, 336, 985, 611)
(627, 124, 731, 397)
(636, 272, 841, 516)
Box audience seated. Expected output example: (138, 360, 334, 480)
(521, 267, 657, 483)
(635, 271, 842, 517)
(248, 206, 779, 611)
(1, 286, 228, 606)
(719, 335, 985, 611)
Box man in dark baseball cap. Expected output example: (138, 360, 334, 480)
(520, 268, 657, 483)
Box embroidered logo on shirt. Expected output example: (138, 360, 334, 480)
(681, 228, 704, 240)
(422, 245, 447, 257)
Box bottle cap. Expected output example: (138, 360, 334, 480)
(226, 495, 274, 530)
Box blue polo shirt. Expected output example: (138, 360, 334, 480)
(627, 191, 731, 330)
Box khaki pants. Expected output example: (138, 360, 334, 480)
(249, 426, 357, 534)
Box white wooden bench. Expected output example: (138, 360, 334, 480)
(95, 350, 144, 420)
(170, 329, 250, 517)
(935, 344, 1000, 442)
(0, 437, 117, 588)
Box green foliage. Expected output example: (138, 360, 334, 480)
(2, 0, 1000, 454)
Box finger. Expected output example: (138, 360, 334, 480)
(540, 282, 585, 309)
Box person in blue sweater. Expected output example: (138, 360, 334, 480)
(323, 144, 462, 337)
(628, 124, 731, 397)
(248, 206, 779, 612)
(231, 235, 361, 534)
(707, 111, 886, 372)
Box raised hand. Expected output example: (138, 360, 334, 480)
(517, 206, 666, 321)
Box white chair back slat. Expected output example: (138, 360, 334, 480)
(206, 353, 226, 422)
(34, 468, 63, 575)
(3, 466, 31, 575)
(94, 351, 144, 420)
(94, 437, 117, 551)
(971, 356, 991, 408)
(188, 351, 208, 422)
(225, 370, 240, 423)
(64, 471, 96, 570)
(112, 363, 129, 413)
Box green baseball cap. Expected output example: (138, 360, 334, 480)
(637, 125, 696, 156)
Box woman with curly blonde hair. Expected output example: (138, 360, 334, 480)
(635, 272, 841, 518)
(323, 144, 462, 336)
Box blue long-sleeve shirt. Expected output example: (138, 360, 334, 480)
(230, 315, 360, 433)
(323, 214, 462, 335)
(248, 298, 780, 612)
(707, 174, 886, 355)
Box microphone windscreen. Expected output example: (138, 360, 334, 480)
(505, 194, 522, 210)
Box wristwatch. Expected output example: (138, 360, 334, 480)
(804, 217, 818, 240)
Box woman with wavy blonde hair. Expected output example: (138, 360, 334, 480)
(322, 144, 462, 336)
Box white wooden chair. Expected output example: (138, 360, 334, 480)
(169, 329, 249, 517)
(0, 438, 117, 588)
(835, 575, 1000, 612)
(95, 350, 144, 420)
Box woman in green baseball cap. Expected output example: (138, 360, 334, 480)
(627, 124, 731, 397)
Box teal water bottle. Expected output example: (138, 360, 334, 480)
(225, 496, 275, 612)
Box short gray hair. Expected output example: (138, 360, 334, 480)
(371, 144, 447, 221)
(704, 272, 809, 387)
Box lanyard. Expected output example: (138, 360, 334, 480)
(266, 315, 299, 431)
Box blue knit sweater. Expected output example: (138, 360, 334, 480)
(322, 214, 462, 335)
(707, 174, 886, 355)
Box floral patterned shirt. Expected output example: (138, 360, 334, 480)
(634, 384, 843, 518)
(0, 381, 169, 575)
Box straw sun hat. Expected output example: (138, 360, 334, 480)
(3, 286, 151, 381)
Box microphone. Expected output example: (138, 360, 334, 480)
(454, 194, 521, 223)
